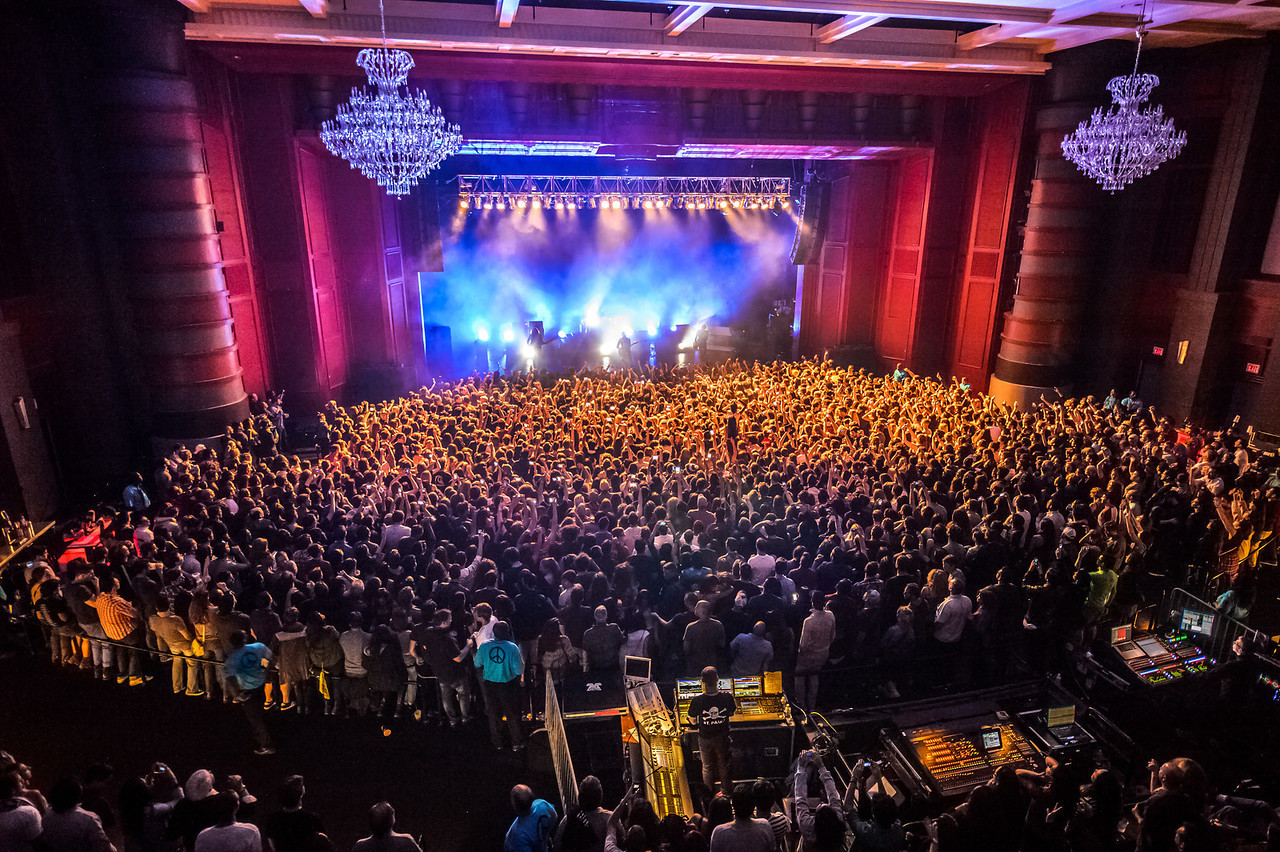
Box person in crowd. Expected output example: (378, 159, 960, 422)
(793, 749, 846, 852)
(38, 777, 115, 852)
(582, 607, 624, 672)
(729, 621, 773, 677)
(192, 791, 260, 852)
(708, 784, 774, 852)
(795, 593, 834, 711)
(504, 785, 557, 852)
(476, 621, 526, 752)
(263, 776, 323, 852)
(554, 776, 611, 852)
(150, 597, 201, 697)
(224, 631, 275, 755)
(683, 601, 726, 677)
(0, 767, 42, 852)
(351, 802, 420, 852)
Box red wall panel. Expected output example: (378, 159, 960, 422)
(948, 81, 1031, 381)
(875, 154, 933, 366)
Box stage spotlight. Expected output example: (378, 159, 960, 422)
(555, 199, 565, 210)
(483, 198, 494, 210)
(460, 197, 470, 209)
(781, 197, 791, 208)
(610, 198, 621, 209)
(646, 324, 658, 336)
(589, 197, 598, 208)
(684, 199, 694, 209)
(568, 199, 578, 210)
(501, 326, 515, 343)
(696, 199, 707, 210)
(558, 330, 567, 339)
(516, 197, 527, 209)
(496, 197, 506, 210)
(669, 324, 678, 332)
(532, 196, 542, 209)
(475, 325, 490, 342)
(717, 198, 728, 209)
(732, 198, 743, 208)
(643, 199, 653, 209)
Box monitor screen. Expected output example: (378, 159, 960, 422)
(1180, 608, 1216, 637)
(1111, 625, 1132, 643)
(718, 677, 733, 693)
(624, 656, 651, 681)
(980, 727, 1003, 751)
(676, 679, 702, 699)
(732, 677, 762, 697)
(1046, 705, 1075, 727)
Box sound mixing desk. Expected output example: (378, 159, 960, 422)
(627, 682, 694, 818)
(674, 672, 791, 727)
(884, 714, 1044, 802)
(1106, 621, 1219, 687)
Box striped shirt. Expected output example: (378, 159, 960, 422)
(89, 592, 139, 640)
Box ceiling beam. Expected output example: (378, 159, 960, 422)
(665, 3, 714, 34)
(816, 13, 889, 40)
(959, 0, 1272, 49)
(176, 0, 210, 11)
(298, 0, 328, 17)
(632, 0, 1054, 25)
(496, 0, 520, 27)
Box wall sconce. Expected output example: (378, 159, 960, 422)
(1177, 340, 1189, 365)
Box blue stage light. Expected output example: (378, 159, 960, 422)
(501, 326, 515, 342)
(475, 324, 490, 342)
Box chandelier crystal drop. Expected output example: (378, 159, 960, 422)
(320, 0, 461, 197)
(1061, 26, 1186, 193)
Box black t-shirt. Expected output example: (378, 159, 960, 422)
(265, 808, 324, 852)
(687, 691, 735, 738)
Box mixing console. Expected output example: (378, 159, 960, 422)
(628, 682, 694, 818)
(1111, 630, 1218, 686)
(907, 722, 1040, 797)
(674, 671, 790, 726)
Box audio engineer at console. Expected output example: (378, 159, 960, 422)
(687, 665, 736, 797)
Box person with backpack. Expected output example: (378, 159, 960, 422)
(554, 777, 611, 852)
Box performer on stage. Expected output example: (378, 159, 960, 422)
(693, 323, 710, 364)
(686, 665, 735, 798)
(616, 332, 634, 370)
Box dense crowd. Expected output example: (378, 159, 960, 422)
(3, 358, 1280, 851)
(6, 746, 1280, 852)
(10, 361, 1272, 719)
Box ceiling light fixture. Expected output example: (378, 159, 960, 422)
(320, 0, 462, 197)
(1061, 14, 1186, 192)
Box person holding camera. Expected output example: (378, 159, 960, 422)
(793, 750, 845, 852)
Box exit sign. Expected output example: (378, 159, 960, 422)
(1246, 362, 1262, 374)
(1152, 346, 1164, 356)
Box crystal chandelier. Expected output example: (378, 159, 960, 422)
(320, 0, 462, 197)
(1061, 24, 1186, 193)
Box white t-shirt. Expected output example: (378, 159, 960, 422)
(709, 819, 776, 852)
(194, 822, 262, 852)
(747, 554, 776, 586)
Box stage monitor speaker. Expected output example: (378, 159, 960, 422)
(790, 178, 829, 266)
(424, 324, 453, 379)
(565, 719, 627, 805)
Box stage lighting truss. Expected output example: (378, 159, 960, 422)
(456, 176, 791, 213)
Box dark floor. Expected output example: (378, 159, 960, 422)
(0, 654, 559, 852)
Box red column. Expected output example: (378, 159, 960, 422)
(93, 0, 248, 440)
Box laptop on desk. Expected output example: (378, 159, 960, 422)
(1046, 705, 1079, 740)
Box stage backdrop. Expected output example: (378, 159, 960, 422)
(419, 196, 798, 347)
